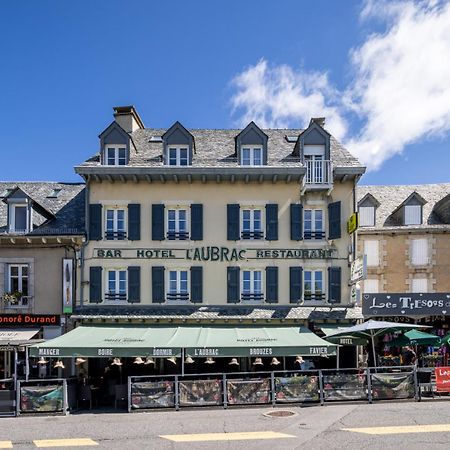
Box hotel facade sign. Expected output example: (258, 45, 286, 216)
(94, 246, 335, 261)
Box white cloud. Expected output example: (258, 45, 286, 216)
(230, 0, 450, 171)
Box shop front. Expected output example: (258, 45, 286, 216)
(363, 293, 450, 367)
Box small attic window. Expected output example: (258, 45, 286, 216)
(47, 188, 62, 199)
(405, 205, 422, 225)
(285, 136, 298, 143)
(149, 136, 163, 142)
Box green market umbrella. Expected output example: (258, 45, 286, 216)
(326, 320, 430, 367)
(388, 330, 441, 348)
(439, 333, 450, 346)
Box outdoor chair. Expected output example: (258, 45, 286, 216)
(114, 384, 128, 409)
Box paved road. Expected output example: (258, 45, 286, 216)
(1, 400, 450, 449)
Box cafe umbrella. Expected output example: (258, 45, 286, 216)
(388, 330, 441, 348)
(325, 320, 430, 367)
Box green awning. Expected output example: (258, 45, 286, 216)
(29, 325, 336, 358)
(321, 325, 366, 346)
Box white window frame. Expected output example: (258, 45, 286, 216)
(241, 269, 264, 302)
(105, 269, 127, 302)
(6, 264, 30, 307)
(363, 278, 379, 294)
(304, 209, 324, 239)
(105, 208, 127, 240)
(359, 206, 375, 227)
(166, 269, 190, 302)
(103, 145, 127, 166)
(404, 204, 422, 225)
(303, 270, 324, 302)
(364, 240, 379, 267)
(241, 146, 263, 166)
(240, 207, 264, 240)
(8, 203, 30, 233)
(167, 146, 189, 166)
(411, 277, 428, 293)
(410, 238, 429, 266)
(166, 207, 189, 240)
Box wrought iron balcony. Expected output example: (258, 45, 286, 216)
(105, 230, 127, 240)
(304, 230, 326, 240)
(167, 231, 189, 240)
(3, 295, 33, 309)
(303, 160, 332, 189)
(241, 230, 264, 240)
(166, 292, 190, 301)
(241, 292, 264, 302)
(104, 292, 127, 301)
(304, 292, 326, 302)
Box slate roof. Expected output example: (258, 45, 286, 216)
(72, 305, 363, 322)
(0, 182, 85, 235)
(357, 183, 450, 230)
(79, 127, 362, 169)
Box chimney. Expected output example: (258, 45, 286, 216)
(309, 117, 325, 128)
(113, 106, 145, 133)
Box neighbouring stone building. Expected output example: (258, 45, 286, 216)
(0, 182, 85, 378)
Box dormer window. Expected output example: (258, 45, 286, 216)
(104, 146, 127, 166)
(241, 147, 262, 166)
(9, 203, 30, 233)
(359, 206, 375, 227)
(168, 146, 189, 166)
(404, 204, 422, 225)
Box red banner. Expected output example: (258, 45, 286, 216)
(434, 367, 450, 392)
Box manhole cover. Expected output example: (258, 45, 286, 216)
(264, 410, 296, 418)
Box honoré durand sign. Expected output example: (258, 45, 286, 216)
(0, 314, 60, 326)
(363, 293, 450, 317)
(94, 246, 335, 261)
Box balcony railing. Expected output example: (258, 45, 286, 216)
(105, 230, 127, 240)
(166, 292, 190, 302)
(104, 292, 127, 301)
(241, 292, 264, 302)
(304, 292, 326, 302)
(304, 230, 325, 240)
(167, 231, 189, 240)
(3, 296, 33, 309)
(241, 231, 264, 240)
(304, 160, 332, 187)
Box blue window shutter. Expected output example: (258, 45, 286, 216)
(190, 204, 203, 240)
(190, 266, 203, 303)
(152, 204, 165, 240)
(189, 146, 193, 166)
(89, 266, 102, 303)
(328, 201, 341, 239)
(128, 266, 141, 303)
(227, 204, 240, 240)
(265, 204, 278, 241)
(89, 204, 102, 241)
(227, 267, 240, 303)
(152, 266, 165, 303)
(128, 204, 141, 241)
(262, 147, 267, 165)
(265, 266, 278, 303)
(290, 267, 303, 303)
(328, 267, 341, 304)
(290, 204, 303, 241)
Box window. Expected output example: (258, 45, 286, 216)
(411, 238, 428, 266)
(105, 209, 126, 240)
(241, 270, 263, 302)
(304, 270, 324, 301)
(104, 146, 127, 166)
(167, 270, 189, 301)
(364, 278, 379, 294)
(168, 147, 189, 166)
(359, 206, 375, 227)
(304, 145, 328, 184)
(364, 240, 379, 267)
(105, 270, 127, 301)
(411, 278, 428, 293)
(241, 147, 262, 166)
(241, 208, 263, 239)
(9, 204, 29, 233)
(304, 209, 324, 239)
(405, 205, 422, 225)
(6, 264, 30, 307)
(167, 208, 189, 240)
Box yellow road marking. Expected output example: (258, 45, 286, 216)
(33, 438, 98, 447)
(343, 424, 450, 435)
(160, 431, 295, 442)
(0, 442, 12, 449)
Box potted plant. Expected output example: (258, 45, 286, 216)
(2, 291, 23, 306)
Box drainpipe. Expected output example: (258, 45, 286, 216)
(79, 179, 90, 308)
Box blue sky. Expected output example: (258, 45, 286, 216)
(1, 0, 449, 185)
